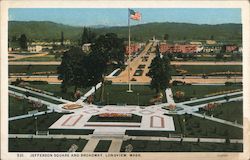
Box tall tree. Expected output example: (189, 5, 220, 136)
(19, 34, 28, 50)
(81, 27, 96, 45)
(90, 33, 125, 101)
(61, 31, 64, 46)
(81, 27, 88, 45)
(164, 34, 169, 41)
(58, 47, 88, 93)
(91, 33, 125, 65)
(148, 45, 172, 94)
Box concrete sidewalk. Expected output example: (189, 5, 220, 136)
(82, 139, 100, 152)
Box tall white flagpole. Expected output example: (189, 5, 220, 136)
(127, 8, 133, 92)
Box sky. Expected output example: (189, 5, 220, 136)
(9, 8, 241, 27)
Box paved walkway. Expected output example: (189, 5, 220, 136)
(9, 110, 53, 121)
(191, 112, 243, 128)
(8, 134, 243, 144)
(9, 85, 71, 103)
(165, 88, 175, 104)
(108, 139, 123, 152)
(106, 68, 121, 78)
(80, 82, 102, 101)
(180, 91, 242, 105)
(82, 139, 100, 152)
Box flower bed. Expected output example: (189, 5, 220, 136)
(62, 103, 82, 110)
(98, 113, 132, 118)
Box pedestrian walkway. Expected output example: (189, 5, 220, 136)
(80, 82, 102, 101)
(82, 139, 100, 152)
(9, 85, 71, 104)
(180, 91, 242, 105)
(9, 110, 53, 121)
(165, 88, 175, 104)
(108, 139, 123, 152)
(8, 134, 243, 144)
(191, 112, 243, 128)
(106, 68, 121, 78)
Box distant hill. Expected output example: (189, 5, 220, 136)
(8, 21, 242, 42)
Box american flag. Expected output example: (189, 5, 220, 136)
(129, 9, 141, 21)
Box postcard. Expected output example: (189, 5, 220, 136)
(1, 0, 250, 160)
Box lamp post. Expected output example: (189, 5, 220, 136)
(107, 92, 109, 105)
(183, 118, 186, 137)
(35, 117, 38, 135)
(137, 93, 140, 106)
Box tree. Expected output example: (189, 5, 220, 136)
(164, 34, 169, 41)
(148, 45, 172, 95)
(81, 27, 96, 45)
(58, 47, 88, 93)
(91, 33, 125, 65)
(89, 33, 125, 101)
(61, 31, 64, 46)
(216, 53, 223, 60)
(210, 35, 214, 40)
(19, 34, 28, 50)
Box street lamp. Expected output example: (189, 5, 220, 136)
(183, 118, 186, 137)
(137, 93, 140, 106)
(107, 92, 109, 105)
(35, 117, 37, 135)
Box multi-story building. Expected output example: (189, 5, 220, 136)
(202, 44, 222, 53)
(125, 43, 142, 55)
(160, 43, 197, 54)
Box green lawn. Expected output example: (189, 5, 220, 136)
(120, 140, 243, 152)
(27, 84, 91, 101)
(172, 65, 242, 75)
(127, 114, 242, 139)
(185, 93, 242, 106)
(49, 129, 94, 135)
(172, 85, 242, 102)
(88, 114, 142, 123)
(198, 101, 243, 124)
(94, 140, 112, 152)
(126, 115, 181, 137)
(9, 112, 67, 134)
(10, 52, 42, 55)
(9, 138, 88, 152)
(94, 84, 166, 106)
(192, 56, 241, 62)
(9, 65, 58, 75)
(174, 114, 242, 139)
(9, 87, 63, 104)
(9, 96, 48, 117)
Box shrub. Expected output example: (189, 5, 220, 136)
(172, 80, 185, 86)
(28, 81, 48, 85)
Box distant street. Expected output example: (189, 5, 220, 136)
(8, 52, 49, 61)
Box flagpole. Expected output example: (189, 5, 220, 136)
(127, 8, 133, 92)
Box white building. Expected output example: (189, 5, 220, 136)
(28, 45, 43, 52)
(82, 43, 91, 52)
